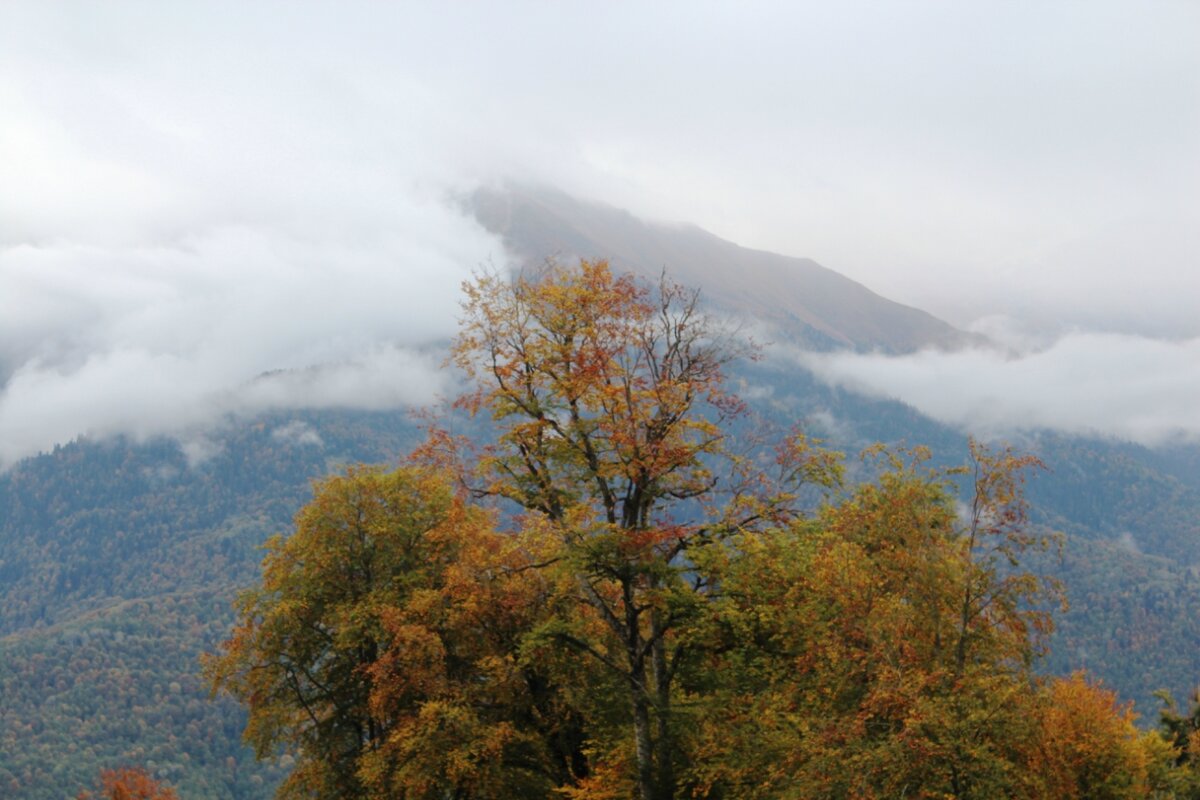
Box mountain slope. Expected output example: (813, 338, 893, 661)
(470, 184, 981, 354)
(0, 412, 422, 799)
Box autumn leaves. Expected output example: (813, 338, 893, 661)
(207, 260, 1178, 799)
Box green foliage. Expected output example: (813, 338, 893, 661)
(0, 592, 286, 799)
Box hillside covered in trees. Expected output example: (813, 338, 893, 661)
(4, 262, 1200, 798)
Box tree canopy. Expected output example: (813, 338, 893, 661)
(208, 260, 1187, 799)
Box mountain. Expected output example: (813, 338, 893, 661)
(3, 186, 1199, 798)
(469, 184, 983, 354)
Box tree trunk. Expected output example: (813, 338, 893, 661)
(632, 685, 656, 800)
(624, 575, 658, 800)
(651, 610, 675, 799)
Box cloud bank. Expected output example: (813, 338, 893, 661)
(800, 333, 1200, 446)
(0, 5, 513, 468)
(1, 3, 1196, 466)
(0, 208, 490, 466)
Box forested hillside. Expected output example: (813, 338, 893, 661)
(3, 277, 1199, 797)
(0, 412, 420, 798)
(4, 364, 1199, 797)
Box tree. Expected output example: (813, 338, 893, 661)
(211, 259, 1170, 799)
(1153, 688, 1200, 797)
(206, 465, 583, 799)
(359, 498, 591, 798)
(685, 444, 1069, 799)
(77, 768, 177, 800)
(1031, 673, 1159, 800)
(452, 260, 837, 800)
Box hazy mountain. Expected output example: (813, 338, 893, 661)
(470, 184, 983, 354)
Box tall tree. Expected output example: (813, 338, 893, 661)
(452, 260, 837, 799)
(685, 444, 1070, 799)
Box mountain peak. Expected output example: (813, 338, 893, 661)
(469, 184, 981, 354)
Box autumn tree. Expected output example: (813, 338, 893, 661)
(1031, 672, 1166, 799)
(77, 767, 178, 800)
(451, 260, 838, 799)
(360, 502, 592, 797)
(205, 465, 586, 799)
(210, 259, 1177, 800)
(684, 443, 1074, 799)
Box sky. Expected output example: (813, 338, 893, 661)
(1, 2, 1198, 466)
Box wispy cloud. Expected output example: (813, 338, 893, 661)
(800, 333, 1200, 446)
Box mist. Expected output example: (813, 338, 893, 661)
(800, 332, 1200, 446)
(0, 5, 512, 468)
(2, 2, 1196, 467)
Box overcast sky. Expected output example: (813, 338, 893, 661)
(2, 2, 1198, 466)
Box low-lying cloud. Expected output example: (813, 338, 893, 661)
(0, 195, 495, 468)
(0, 8, 517, 470)
(800, 333, 1200, 446)
(3, 3, 1196, 468)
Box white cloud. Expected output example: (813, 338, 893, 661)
(0, 220, 482, 468)
(800, 333, 1200, 446)
(271, 421, 323, 448)
(179, 435, 224, 469)
(0, 7, 507, 469)
(1, 2, 1196, 466)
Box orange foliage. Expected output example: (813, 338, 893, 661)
(77, 768, 177, 800)
(208, 261, 1179, 800)
(1032, 673, 1153, 799)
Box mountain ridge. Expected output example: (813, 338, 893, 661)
(469, 184, 984, 354)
